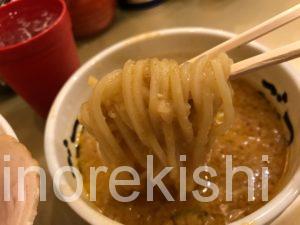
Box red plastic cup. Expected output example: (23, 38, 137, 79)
(0, 0, 80, 118)
(68, 0, 116, 38)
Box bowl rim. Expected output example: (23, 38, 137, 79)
(45, 27, 300, 225)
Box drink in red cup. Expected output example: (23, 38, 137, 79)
(0, 0, 80, 118)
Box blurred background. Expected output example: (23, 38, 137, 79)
(1, 0, 300, 224)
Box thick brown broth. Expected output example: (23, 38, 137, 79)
(78, 80, 288, 225)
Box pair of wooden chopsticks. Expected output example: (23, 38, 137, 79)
(187, 4, 300, 77)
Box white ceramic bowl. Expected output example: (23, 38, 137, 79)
(45, 28, 300, 225)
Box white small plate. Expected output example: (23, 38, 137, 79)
(0, 114, 17, 139)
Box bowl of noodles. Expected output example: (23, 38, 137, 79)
(45, 27, 300, 225)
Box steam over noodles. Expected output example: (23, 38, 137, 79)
(79, 53, 234, 189)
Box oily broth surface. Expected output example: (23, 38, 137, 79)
(77, 80, 288, 225)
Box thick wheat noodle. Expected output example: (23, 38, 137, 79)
(129, 61, 166, 165)
(161, 59, 179, 183)
(112, 114, 147, 168)
(212, 59, 235, 135)
(114, 104, 133, 130)
(149, 58, 162, 136)
(180, 63, 190, 102)
(171, 61, 193, 142)
(79, 53, 234, 188)
(91, 72, 130, 166)
(80, 104, 116, 166)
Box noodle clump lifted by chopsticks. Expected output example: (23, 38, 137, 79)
(79, 53, 234, 190)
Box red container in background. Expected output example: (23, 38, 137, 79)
(0, 0, 80, 118)
(67, 0, 116, 38)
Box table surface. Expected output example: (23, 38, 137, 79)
(1, 0, 300, 224)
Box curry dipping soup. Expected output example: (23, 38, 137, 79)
(46, 29, 300, 225)
(76, 78, 289, 225)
